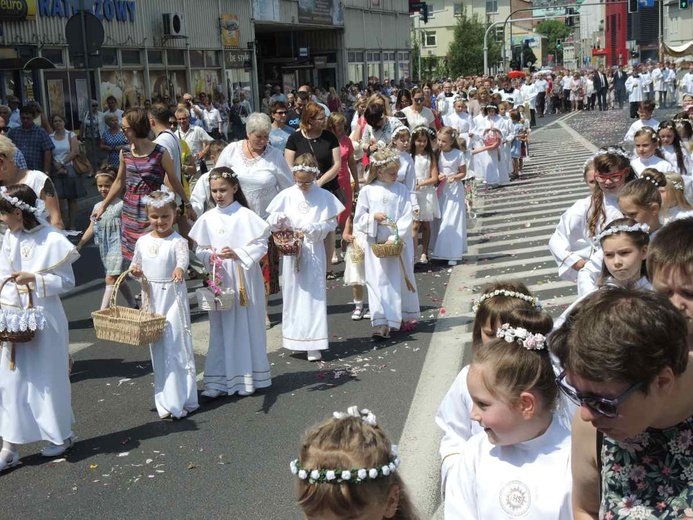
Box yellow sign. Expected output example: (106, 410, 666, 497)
(221, 13, 240, 48)
(0, 0, 36, 21)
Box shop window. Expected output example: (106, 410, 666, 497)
(147, 50, 164, 65)
(121, 49, 141, 65)
(204, 51, 218, 68)
(486, 0, 498, 14)
(423, 32, 436, 47)
(42, 48, 63, 66)
(100, 48, 118, 66)
(167, 49, 185, 66)
(189, 50, 204, 68)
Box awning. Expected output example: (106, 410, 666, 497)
(662, 41, 693, 57)
(0, 57, 57, 71)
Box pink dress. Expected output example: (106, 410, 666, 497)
(337, 134, 354, 227)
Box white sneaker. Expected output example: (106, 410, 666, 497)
(41, 437, 74, 457)
(307, 350, 322, 362)
(419, 254, 428, 264)
(351, 306, 364, 320)
(362, 307, 371, 320)
(201, 389, 227, 399)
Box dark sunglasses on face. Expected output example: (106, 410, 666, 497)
(555, 371, 644, 418)
(274, 111, 287, 115)
(413, 97, 424, 103)
(169, 120, 177, 126)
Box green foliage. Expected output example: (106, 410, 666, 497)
(536, 20, 573, 63)
(447, 8, 501, 76)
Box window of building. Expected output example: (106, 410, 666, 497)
(454, 2, 463, 16)
(423, 32, 437, 47)
(204, 51, 218, 67)
(99, 48, 118, 66)
(121, 49, 141, 65)
(373, 52, 381, 61)
(486, 0, 498, 13)
(167, 49, 185, 66)
(189, 50, 204, 68)
(41, 48, 63, 66)
(348, 52, 365, 63)
(147, 50, 164, 65)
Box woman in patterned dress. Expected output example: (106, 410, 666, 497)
(92, 108, 196, 260)
(99, 114, 128, 169)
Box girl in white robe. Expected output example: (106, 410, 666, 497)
(0, 184, 79, 469)
(188, 167, 272, 398)
(661, 172, 693, 224)
(354, 149, 420, 340)
(657, 120, 692, 175)
(131, 191, 198, 419)
(266, 154, 344, 362)
(391, 126, 419, 267)
(630, 127, 675, 176)
(444, 318, 572, 520)
(410, 126, 440, 264)
(471, 104, 503, 186)
(432, 127, 468, 265)
(496, 102, 513, 185)
(443, 99, 473, 148)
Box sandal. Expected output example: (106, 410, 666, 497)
(0, 448, 20, 473)
(326, 271, 337, 280)
(371, 326, 390, 340)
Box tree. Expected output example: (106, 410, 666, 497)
(536, 19, 573, 65)
(447, 9, 501, 76)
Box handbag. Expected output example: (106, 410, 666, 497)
(73, 141, 93, 176)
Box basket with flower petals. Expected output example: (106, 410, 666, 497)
(273, 229, 302, 256)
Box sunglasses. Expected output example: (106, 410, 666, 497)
(120, 125, 130, 132)
(413, 97, 425, 103)
(168, 121, 178, 126)
(274, 111, 287, 115)
(556, 371, 643, 418)
(595, 167, 628, 182)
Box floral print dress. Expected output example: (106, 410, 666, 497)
(600, 416, 693, 519)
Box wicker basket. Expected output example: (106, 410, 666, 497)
(273, 229, 302, 256)
(92, 269, 166, 346)
(349, 241, 365, 264)
(371, 217, 404, 258)
(0, 278, 37, 344)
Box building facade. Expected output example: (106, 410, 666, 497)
(0, 0, 410, 131)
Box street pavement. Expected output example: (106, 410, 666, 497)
(0, 110, 625, 519)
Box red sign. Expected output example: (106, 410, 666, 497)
(592, 48, 608, 56)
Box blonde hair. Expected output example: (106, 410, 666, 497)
(296, 414, 420, 520)
(0, 135, 18, 160)
(294, 153, 320, 171)
(145, 190, 178, 212)
(663, 173, 693, 211)
(366, 149, 400, 185)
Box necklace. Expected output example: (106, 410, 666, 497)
(245, 140, 264, 159)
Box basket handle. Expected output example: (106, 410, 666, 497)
(112, 268, 153, 313)
(0, 276, 34, 311)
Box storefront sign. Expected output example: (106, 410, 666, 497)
(314, 56, 327, 68)
(0, 0, 36, 21)
(225, 50, 251, 69)
(298, 0, 343, 26)
(299, 47, 309, 58)
(38, 0, 135, 22)
(221, 13, 240, 48)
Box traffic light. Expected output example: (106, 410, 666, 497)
(565, 7, 575, 27)
(681, 0, 690, 8)
(556, 38, 562, 50)
(420, 2, 429, 23)
(628, 0, 638, 12)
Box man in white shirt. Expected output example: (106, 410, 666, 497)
(625, 69, 644, 119)
(436, 81, 456, 119)
(175, 107, 213, 174)
(679, 62, 693, 100)
(641, 65, 653, 102)
(520, 77, 538, 127)
(270, 85, 287, 104)
(534, 74, 548, 117)
(6, 96, 20, 128)
(201, 100, 222, 139)
(149, 103, 182, 181)
(651, 62, 666, 108)
(99, 95, 124, 136)
(561, 74, 572, 112)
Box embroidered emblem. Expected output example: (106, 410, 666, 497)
(20, 243, 35, 260)
(297, 201, 311, 214)
(499, 480, 531, 517)
(381, 197, 389, 205)
(147, 244, 160, 258)
(218, 227, 227, 236)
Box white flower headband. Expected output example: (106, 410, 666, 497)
(370, 155, 400, 168)
(594, 147, 630, 161)
(289, 406, 401, 485)
(209, 170, 237, 180)
(292, 165, 320, 175)
(0, 186, 40, 214)
(142, 191, 175, 208)
(596, 222, 650, 242)
(496, 324, 547, 351)
(472, 289, 541, 313)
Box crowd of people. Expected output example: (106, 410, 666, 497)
(0, 63, 691, 519)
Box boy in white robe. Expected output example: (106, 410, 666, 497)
(266, 155, 344, 362)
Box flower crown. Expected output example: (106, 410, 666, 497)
(594, 147, 630, 161)
(496, 323, 547, 350)
(292, 165, 320, 175)
(209, 170, 237, 180)
(0, 186, 40, 214)
(370, 155, 400, 168)
(289, 407, 401, 485)
(142, 191, 175, 208)
(596, 222, 650, 242)
(472, 289, 541, 313)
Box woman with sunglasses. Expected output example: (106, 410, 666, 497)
(401, 87, 436, 130)
(268, 100, 295, 153)
(549, 147, 635, 290)
(551, 287, 692, 520)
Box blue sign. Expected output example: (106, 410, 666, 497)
(638, 0, 654, 7)
(38, 0, 136, 22)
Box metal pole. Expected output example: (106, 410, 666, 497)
(418, 15, 422, 82)
(483, 1, 628, 75)
(78, 0, 97, 147)
(658, 0, 663, 61)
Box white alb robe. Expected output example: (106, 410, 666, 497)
(443, 111, 473, 149)
(189, 201, 272, 395)
(630, 155, 674, 176)
(0, 224, 78, 444)
(660, 145, 692, 176)
(661, 206, 693, 225)
(548, 193, 622, 282)
(354, 180, 420, 328)
(472, 115, 502, 185)
(132, 232, 198, 418)
(444, 418, 573, 520)
(266, 184, 344, 352)
(432, 149, 468, 261)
